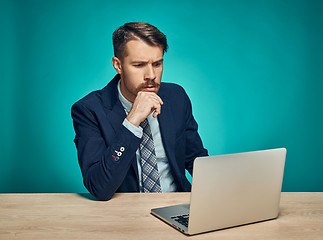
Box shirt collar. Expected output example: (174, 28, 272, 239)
(117, 80, 133, 114)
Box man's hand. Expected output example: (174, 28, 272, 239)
(126, 91, 163, 127)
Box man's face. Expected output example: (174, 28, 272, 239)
(113, 39, 164, 102)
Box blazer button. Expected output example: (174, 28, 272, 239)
(115, 150, 122, 157)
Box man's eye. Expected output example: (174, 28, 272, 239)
(153, 63, 161, 67)
(134, 64, 143, 67)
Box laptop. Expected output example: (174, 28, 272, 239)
(151, 148, 286, 235)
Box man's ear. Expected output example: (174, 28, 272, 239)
(112, 57, 122, 74)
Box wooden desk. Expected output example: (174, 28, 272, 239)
(0, 192, 322, 239)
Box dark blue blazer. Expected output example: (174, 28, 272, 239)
(71, 74, 208, 200)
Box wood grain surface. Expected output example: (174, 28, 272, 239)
(0, 192, 322, 239)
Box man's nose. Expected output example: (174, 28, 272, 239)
(144, 65, 156, 81)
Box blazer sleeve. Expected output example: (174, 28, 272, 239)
(71, 101, 141, 201)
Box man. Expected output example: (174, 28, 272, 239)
(71, 22, 208, 201)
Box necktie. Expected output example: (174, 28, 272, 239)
(139, 119, 162, 192)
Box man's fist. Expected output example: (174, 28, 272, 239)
(126, 91, 163, 127)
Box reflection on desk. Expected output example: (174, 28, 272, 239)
(0, 192, 323, 240)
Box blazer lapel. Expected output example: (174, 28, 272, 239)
(102, 75, 127, 135)
(157, 98, 176, 167)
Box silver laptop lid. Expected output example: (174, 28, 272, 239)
(188, 148, 286, 235)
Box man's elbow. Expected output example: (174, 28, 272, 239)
(85, 182, 115, 201)
(95, 193, 114, 201)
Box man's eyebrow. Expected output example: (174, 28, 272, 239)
(131, 58, 164, 64)
(154, 58, 164, 63)
(131, 60, 148, 64)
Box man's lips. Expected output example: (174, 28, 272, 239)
(138, 81, 160, 92)
(142, 86, 157, 92)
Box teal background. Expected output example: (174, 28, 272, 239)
(1, 0, 322, 193)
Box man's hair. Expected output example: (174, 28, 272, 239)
(112, 22, 168, 59)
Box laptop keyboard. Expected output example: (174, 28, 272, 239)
(171, 214, 189, 227)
